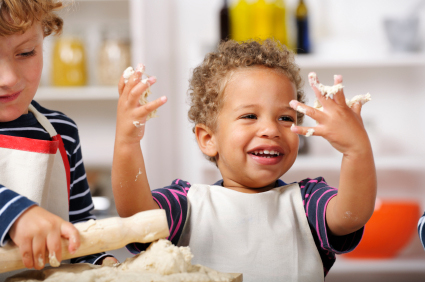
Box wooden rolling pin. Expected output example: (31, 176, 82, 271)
(0, 209, 169, 273)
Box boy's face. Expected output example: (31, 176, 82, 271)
(0, 21, 44, 122)
(212, 67, 299, 192)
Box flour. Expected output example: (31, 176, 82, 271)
(308, 73, 371, 111)
(122, 67, 135, 84)
(305, 128, 315, 137)
(313, 93, 372, 111)
(296, 105, 306, 114)
(123, 64, 157, 122)
(308, 72, 343, 99)
(132, 121, 145, 128)
(135, 168, 142, 182)
(345, 93, 372, 108)
(6, 240, 239, 282)
(48, 253, 60, 268)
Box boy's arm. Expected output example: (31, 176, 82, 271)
(112, 69, 167, 218)
(67, 132, 117, 265)
(0, 185, 36, 246)
(290, 74, 377, 236)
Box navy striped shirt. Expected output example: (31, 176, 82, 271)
(0, 100, 109, 264)
(128, 178, 364, 277)
(419, 212, 425, 250)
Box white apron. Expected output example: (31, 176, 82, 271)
(178, 183, 324, 282)
(0, 104, 70, 221)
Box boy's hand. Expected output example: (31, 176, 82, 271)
(9, 206, 80, 270)
(116, 68, 167, 145)
(289, 73, 371, 157)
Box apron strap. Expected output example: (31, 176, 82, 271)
(28, 104, 58, 138)
(28, 104, 70, 205)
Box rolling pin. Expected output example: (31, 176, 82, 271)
(0, 209, 169, 273)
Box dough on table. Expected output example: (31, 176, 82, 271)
(6, 239, 241, 282)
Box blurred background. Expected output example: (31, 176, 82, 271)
(36, 0, 425, 281)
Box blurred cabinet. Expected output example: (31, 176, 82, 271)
(39, 0, 137, 168)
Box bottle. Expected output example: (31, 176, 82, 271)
(51, 32, 87, 86)
(220, 0, 231, 41)
(273, 0, 289, 47)
(295, 0, 311, 54)
(97, 29, 131, 86)
(251, 0, 274, 40)
(230, 0, 251, 42)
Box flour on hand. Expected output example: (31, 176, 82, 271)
(123, 64, 157, 123)
(307, 73, 371, 111)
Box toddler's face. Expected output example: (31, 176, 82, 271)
(213, 67, 299, 192)
(0, 22, 44, 122)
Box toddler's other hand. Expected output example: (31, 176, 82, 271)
(9, 206, 80, 270)
(289, 73, 370, 156)
(116, 65, 167, 145)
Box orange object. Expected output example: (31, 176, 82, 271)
(343, 199, 420, 259)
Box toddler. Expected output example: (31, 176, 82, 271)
(112, 39, 377, 282)
(0, 0, 116, 272)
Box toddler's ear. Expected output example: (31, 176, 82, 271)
(195, 124, 217, 158)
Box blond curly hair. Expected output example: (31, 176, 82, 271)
(188, 39, 305, 163)
(0, 0, 63, 37)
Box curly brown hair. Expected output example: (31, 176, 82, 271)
(188, 39, 305, 163)
(0, 0, 63, 37)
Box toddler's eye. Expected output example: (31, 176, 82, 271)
(279, 116, 294, 122)
(241, 114, 257, 119)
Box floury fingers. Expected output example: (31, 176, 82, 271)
(122, 64, 158, 123)
(308, 72, 344, 99)
(306, 72, 372, 111)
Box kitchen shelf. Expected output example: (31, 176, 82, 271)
(331, 257, 425, 273)
(36, 86, 119, 101)
(291, 156, 425, 171)
(296, 53, 425, 69)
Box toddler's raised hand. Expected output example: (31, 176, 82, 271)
(116, 65, 167, 145)
(9, 206, 80, 270)
(289, 73, 371, 156)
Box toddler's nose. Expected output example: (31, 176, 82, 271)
(258, 120, 280, 139)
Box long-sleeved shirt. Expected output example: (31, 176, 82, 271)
(418, 212, 425, 250)
(0, 100, 109, 264)
(127, 178, 364, 277)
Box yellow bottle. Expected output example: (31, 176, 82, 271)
(230, 0, 252, 42)
(273, 0, 289, 47)
(52, 35, 87, 86)
(251, 0, 274, 41)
